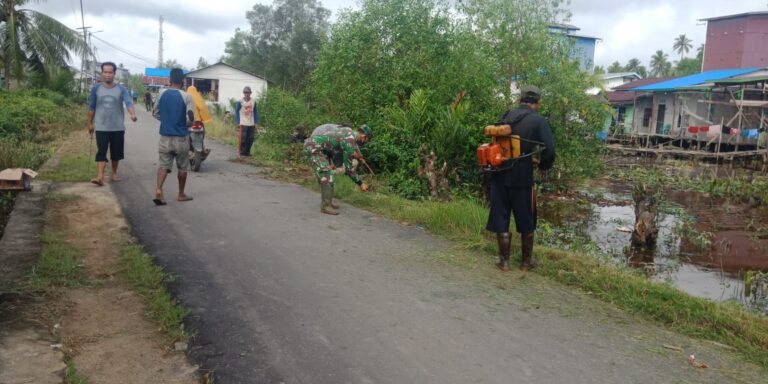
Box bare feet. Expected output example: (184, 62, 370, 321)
(111, 175, 122, 182)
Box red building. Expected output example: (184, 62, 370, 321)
(700, 12, 768, 71)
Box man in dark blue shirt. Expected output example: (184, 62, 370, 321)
(152, 68, 194, 205)
(486, 85, 556, 271)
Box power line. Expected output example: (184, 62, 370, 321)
(90, 34, 157, 65)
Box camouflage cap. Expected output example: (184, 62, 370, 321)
(520, 85, 542, 102)
(360, 124, 373, 139)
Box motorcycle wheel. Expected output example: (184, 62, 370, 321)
(192, 151, 203, 172)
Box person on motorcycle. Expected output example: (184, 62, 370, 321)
(186, 86, 213, 171)
(186, 86, 212, 126)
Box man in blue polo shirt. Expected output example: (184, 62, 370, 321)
(152, 68, 194, 205)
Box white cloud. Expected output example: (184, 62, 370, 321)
(22, 0, 768, 75)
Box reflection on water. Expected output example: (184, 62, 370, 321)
(541, 181, 768, 307)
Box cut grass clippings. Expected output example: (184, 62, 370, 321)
(119, 242, 189, 342)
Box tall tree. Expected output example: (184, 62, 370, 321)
(592, 65, 605, 75)
(650, 50, 671, 77)
(162, 59, 184, 69)
(696, 44, 705, 60)
(225, 0, 330, 94)
(674, 57, 701, 76)
(0, 0, 89, 88)
(607, 61, 623, 73)
(623, 58, 647, 78)
(673, 34, 692, 60)
(196, 57, 209, 69)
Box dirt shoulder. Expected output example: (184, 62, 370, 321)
(0, 131, 201, 383)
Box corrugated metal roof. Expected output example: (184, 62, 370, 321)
(630, 68, 763, 91)
(608, 78, 673, 104)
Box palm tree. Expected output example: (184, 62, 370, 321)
(696, 44, 705, 60)
(650, 50, 671, 77)
(673, 34, 692, 60)
(0, 0, 89, 88)
(624, 58, 642, 74)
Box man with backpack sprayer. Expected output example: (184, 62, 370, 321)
(481, 86, 556, 271)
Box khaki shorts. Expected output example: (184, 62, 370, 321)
(158, 136, 190, 171)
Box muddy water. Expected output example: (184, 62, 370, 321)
(541, 181, 768, 304)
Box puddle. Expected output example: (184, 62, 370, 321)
(541, 181, 768, 308)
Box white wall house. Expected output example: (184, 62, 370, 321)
(185, 62, 268, 110)
(587, 72, 641, 95)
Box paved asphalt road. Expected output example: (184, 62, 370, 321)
(110, 108, 764, 384)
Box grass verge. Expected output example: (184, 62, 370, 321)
(119, 242, 189, 342)
(29, 231, 88, 289)
(40, 153, 93, 182)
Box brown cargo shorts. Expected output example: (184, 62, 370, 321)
(158, 135, 190, 172)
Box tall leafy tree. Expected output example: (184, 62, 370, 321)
(650, 50, 671, 77)
(673, 34, 692, 60)
(674, 57, 701, 76)
(623, 58, 647, 78)
(196, 56, 209, 70)
(312, 0, 497, 123)
(162, 59, 184, 69)
(0, 0, 89, 88)
(225, 0, 330, 94)
(592, 65, 605, 75)
(607, 61, 623, 73)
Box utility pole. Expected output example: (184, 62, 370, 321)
(77, 0, 90, 94)
(158, 15, 164, 68)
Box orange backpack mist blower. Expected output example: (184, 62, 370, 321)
(477, 124, 546, 173)
(477, 124, 521, 171)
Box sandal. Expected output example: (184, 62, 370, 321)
(177, 195, 194, 202)
(90, 178, 104, 186)
(153, 192, 167, 206)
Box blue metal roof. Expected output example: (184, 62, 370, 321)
(630, 68, 762, 91)
(144, 68, 190, 77)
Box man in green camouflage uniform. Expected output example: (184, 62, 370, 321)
(304, 124, 372, 215)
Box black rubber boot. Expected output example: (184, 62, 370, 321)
(495, 232, 511, 271)
(320, 184, 339, 215)
(520, 233, 536, 271)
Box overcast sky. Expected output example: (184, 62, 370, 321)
(26, 0, 768, 75)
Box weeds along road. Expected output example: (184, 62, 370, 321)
(110, 108, 766, 384)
